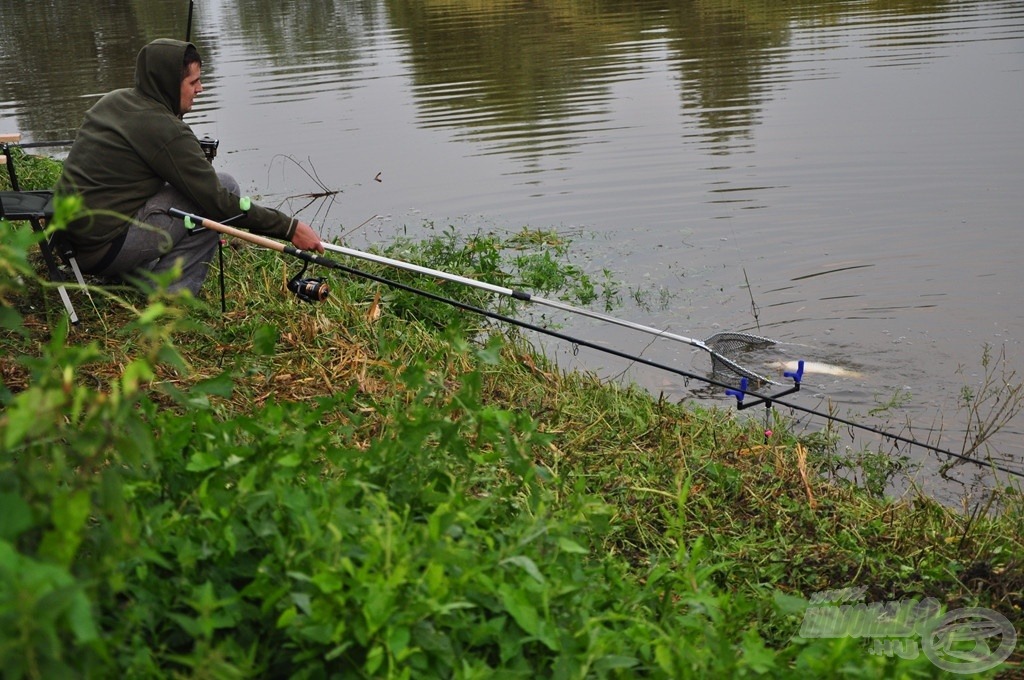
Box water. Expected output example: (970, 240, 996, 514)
(2, 0, 1023, 501)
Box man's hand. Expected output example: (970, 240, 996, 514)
(292, 221, 325, 253)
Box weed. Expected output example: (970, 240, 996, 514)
(0, 148, 63, 191)
(950, 343, 1024, 474)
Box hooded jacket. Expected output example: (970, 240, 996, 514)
(56, 39, 296, 251)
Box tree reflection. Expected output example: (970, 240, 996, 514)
(382, 0, 948, 159)
(228, 0, 379, 64)
(1, 0, 952, 153)
(0, 0, 187, 139)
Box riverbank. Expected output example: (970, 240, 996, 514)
(1, 155, 1021, 676)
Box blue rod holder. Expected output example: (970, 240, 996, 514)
(725, 377, 749, 404)
(725, 359, 804, 410)
(784, 359, 805, 384)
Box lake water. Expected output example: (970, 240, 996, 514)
(2, 0, 1023, 501)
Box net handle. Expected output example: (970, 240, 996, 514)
(321, 241, 780, 382)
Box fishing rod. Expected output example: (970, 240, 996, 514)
(185, 0, 195, 42)
(168, 207, 1024, 481)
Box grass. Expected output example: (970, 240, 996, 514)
(1, 151, 1022, 677)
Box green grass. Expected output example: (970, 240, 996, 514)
(0, 147, 63, 192)
(1, 159, 1021, 677)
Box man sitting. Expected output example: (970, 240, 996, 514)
(55, 38, 323, 295)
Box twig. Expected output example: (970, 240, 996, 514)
(743, 267, 761, 331)
(795, 443, 818, 508)
(342, 214, 381, 240)
(268, 154, 341, 229)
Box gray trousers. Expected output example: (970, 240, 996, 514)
(77, 173, 239, 295)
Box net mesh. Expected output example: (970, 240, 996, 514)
(705, 331, 777, 354)
(703, 332, 779, 386)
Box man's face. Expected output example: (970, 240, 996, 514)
(180, 62, 203, 115)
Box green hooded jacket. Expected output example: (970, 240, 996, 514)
(56, 39, 296, 251)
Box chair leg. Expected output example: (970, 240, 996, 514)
(67, 255, 87, 288)
(34, 228, 81, 325)
(50, 230, 93, 305)
(56, 285, 79, 325)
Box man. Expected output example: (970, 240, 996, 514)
(55, 38, 323, 295)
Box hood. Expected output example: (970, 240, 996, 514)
(133, 38, 194, 117)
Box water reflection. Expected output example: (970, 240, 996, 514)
(2, 0, 967, 152)
(383, 0, 796, 159)
(1, 1, 137, 139)
(223, 0, 381, 106)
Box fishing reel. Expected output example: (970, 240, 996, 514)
(288, 262, 329, 303)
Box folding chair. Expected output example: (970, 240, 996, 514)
(1, 134, 85, 324)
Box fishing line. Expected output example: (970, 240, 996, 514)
(170, 207, 1024, 481)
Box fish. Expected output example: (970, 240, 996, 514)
(768, 360, 862, 379)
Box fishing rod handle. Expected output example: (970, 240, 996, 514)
(169, 207, 286, 253)
(170, 208, 340, 275)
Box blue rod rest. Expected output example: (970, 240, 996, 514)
(725, 377, 749, 404)
(724, 360, 804, 411)
(784, 359, 805, 384)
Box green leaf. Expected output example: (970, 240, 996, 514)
(655, 643, 675, 674)
(192, 372, 235, 398)
(276, 606, 298, 628)
(593, 655, 639, 672)
(502, 555, 545, 584)
(67, 590, 99, 643)
(186, 451, 221, 472)
(0, 538, 19, 570)
(137, 302, 168, 325)
(291, 592, 313, 616)
(739, 627, 777, 673)
(365, 645, 384, 676)
(556, 537, 588, 554)
(387, 625, 411, 657)
(252, 324, 279, 356)
(499, 584, 540, 636)
(0, 492, 33, 540)
(0, 306, 25, 334)
(364, 588, 394, 634)
(156, 344, 190, 375)
(475, 336, 504, 365)
(773, 591, 809, 616)
(325, 643, 352, 661)
(277, 453, 302, 468)
(3, 388, 52, 449)
(237, 466, 258, 493)
(312, 570, 343, 594)
(168, 612, 202, 637)
(122, 358, 155, 393)
(39, 490, 91, 565)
